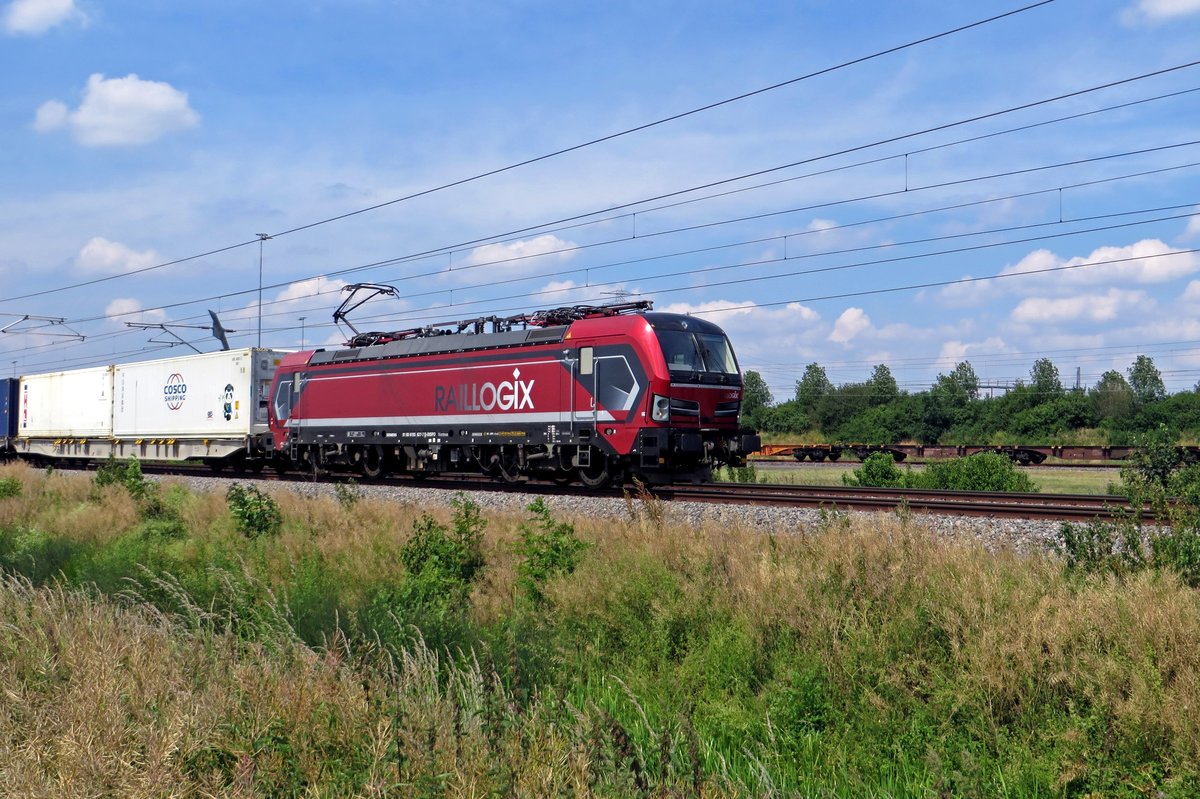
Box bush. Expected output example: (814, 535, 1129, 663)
(93, 456, 153, 502)
(226, 483, 282, 538)
(912, 452, 1038, 493)
(1151, 528, 1200, 587)
(842, 452, 905, 487)
(334, 480, 361, 508)
(361, 496, 486, 650)
(1058, 519, 1147, 580)
(398, 495, 486, 600)
(0, 476, 21, 498)
(514, 498, 590, 606)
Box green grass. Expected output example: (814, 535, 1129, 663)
(1, 461, 1198, 797)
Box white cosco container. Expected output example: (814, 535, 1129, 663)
(19, 365, 115, 438)
(113, 348, 286, 439)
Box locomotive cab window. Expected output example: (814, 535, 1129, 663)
(656, 330, 738, 376)
(695, 333, 737, 375)
(273, 374, 295, 421)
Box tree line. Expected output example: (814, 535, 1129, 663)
(742, 355, 1200, 445)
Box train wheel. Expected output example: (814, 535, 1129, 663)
(577, 451, 612, 489)
(361, 446, 385, 479)
(496, 449, 522, 484)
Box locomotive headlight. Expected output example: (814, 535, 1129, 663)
(651, 394, 670, 422)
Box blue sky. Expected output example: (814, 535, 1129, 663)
(2, 0, 1199, 402)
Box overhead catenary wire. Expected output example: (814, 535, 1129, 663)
(0, 1, 1055, 309)
(39, 138, 1200, 333)
(7, 63, 1190, 364)
(7, 11, 1198, 387)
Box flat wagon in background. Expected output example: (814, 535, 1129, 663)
(755, 442, 1164, 465)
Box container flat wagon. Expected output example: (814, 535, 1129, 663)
(15, 348, 286, 467)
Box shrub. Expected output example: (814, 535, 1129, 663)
(93, 456, 153, 502)
(842, 451, 905, 487)
(334, 480, 361, 508)
(912, 452, 1037, 493)
(398, 495, 486, 601)
(514, 498, 590, 606)
(1057, 519, 1147, 580)
(0, 476, 21, 498)
(1151, 527, 1200, 587)
(362, 496, 486, 649)
(728, 463, 759, 484)
(1122, 423, 1182, 489)
(226, 483, 282, 538)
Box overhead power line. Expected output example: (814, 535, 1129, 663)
(0, 1, 1057, 308)
(42, 129, 1200, 333)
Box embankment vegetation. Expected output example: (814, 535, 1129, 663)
(1, 461, 1199, 797)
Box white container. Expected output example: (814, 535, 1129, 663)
(19, 365, 115, 438)
(113, 348, 286, 439)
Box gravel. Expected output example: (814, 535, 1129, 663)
(163, 474, 1070, 556)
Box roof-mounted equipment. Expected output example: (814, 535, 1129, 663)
(332, 283, 653, 348)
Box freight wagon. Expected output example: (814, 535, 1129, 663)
(0, 378, 17, 460)
(12, 348, 286, 468)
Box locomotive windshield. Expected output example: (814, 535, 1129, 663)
(657, 330, 739, 376)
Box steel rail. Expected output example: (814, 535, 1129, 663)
(50, 461, 1161, 523)
(655, 482, 1160, 523)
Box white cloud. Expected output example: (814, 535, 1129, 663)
(515, 279, 639, 307)
(457, 234, 576, 270)
(936, 337, 1010, 369)
(104, 298, 166, 325)
(660, 298, 819, 328)
(32, 99, 68, 131)
(828, 307, 871, 344)
(217, 277, 353, 348)
(1011, 289, 1152, 324)
(1001, 239, 1199, 286)
(1184, 209, 1200, 241)
(76, 237, 159, 274)
(34, 73, 200, 147)
(1182, 280, 1200, 302)
(3, 0, 84, 35)
(1123, 0, 1200, 23)
(938, 239, 1200, 308)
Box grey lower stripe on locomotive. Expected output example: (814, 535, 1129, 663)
(289, 411, 617, 427)
(669, 382, 740, 390)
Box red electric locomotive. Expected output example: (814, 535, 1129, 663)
(267, 287, 760, 486)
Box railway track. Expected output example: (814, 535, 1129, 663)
(654, 483, 1159, 523)
(105, 462, 1156, 524)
